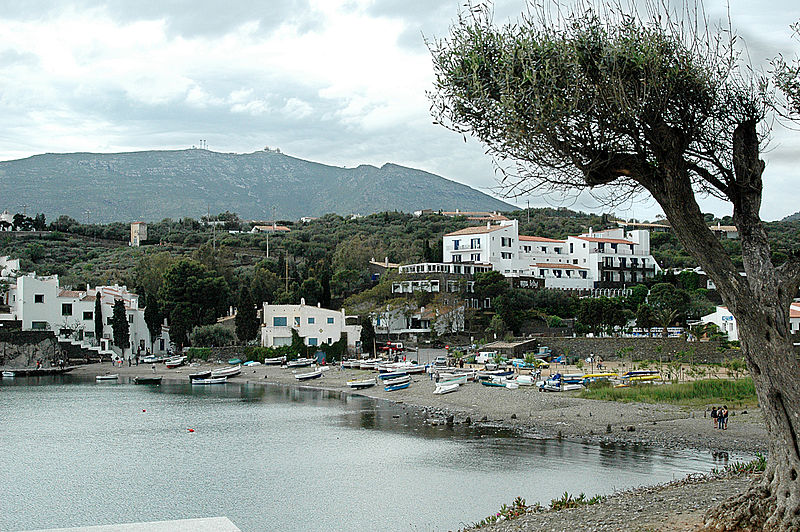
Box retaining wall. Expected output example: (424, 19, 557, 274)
(540, 336, 738, 364)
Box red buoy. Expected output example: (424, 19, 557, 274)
(188, 428, 195, 433)
(142, 409, 146, 412)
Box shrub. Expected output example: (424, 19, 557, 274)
(189, 324, 235, 347)
(187, 347, 211, 362)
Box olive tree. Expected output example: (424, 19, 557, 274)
(430, 3, 800, 529)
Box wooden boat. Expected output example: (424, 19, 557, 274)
(228, 358, 243, 365)
(622, 370, 659, 378)
(211, 365, 241, 378)
(95, 374, 119, 381)
(295, 369, 323, 381)
(264, 356, 286, 365)
(165, 356, 186, 369)
(515, 375, 535, 386)
(505, 381, 519, 389)
(134, 376, 162, 384)
(383, 374, 411, 386)
(2, 370, 15, 378)
(188, 370, 212, 381)
(477, 370, 514, 380)
(480, 380, 506, 388)
(438, 375, 467, 386)
(191, 377, 227, 384)
(378, 371, 409, 380)
(287, 358, 314, 368)
(433, 382, 459, 395)
(384, 381, 410, 392)
(347, 377, 377, 389)
(359, 359, 379, 370)
(243, 360, 262, 366)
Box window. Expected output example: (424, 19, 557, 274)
(308, 317, 315, 324)
(273, 316, 288, 327)
(539, 269, 546, 276)
(598, 243, 605, 252)
(308, 337, 318, 346)
(573, 259, 578, 265)
(128, 314, 133, 323)
(471, 253, 480, 262)
(540, 246, 547, 252)
(327, 317, 334, 324)
(273, 336, 291, 346)
(471, 238, 480, 249)
(501, 252, 512, 259)
(294, 316, 300, 326)
(453, 239, 460, 250)
(107, 317, 113, 325)
(31, 321, 48, 330)
(83, 311, 93, 321)
(327, 338, 333, 344)
(570, 243, 574, 253)
(34, 294, 44, 303)
(554, 247, 562, 254)
(501, 237, 512, 247)
(61, 303, 73, 316)
(452, 254, 461, 263)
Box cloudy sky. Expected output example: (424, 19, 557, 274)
(1, 0, 798, 220)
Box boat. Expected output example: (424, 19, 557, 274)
(582, 372, 619, 386)
(2, 371, 15, 378)
(264, 356, 286, 366)
(480, 380, 506, 388)
(243, 360, 262, 366)
(228, 358, 242, 365)
(515, 375, 535, 386)
(505, 382, 519, 389)
(433, 382, 459, 395)
(378, 371, 409, 380)
(295, 369, 323, 381)
(382, 374, 411, 386)
(165, 356, 186, 369)
(477, 370, 514, 380)
(134, 376, 162, 384)
(627, 374, 662, 383)
(359, 359, 379, 370)
(621, 370, 660, 378)
(287, 358, 314, 368)
(211, 365, 241, 378)
(438, 374, 467, 386)
(95, 374, 119, 381)
(384, 381, 410, 392)
(191, 377, 227, 384)
(347, 377, 377, 389)
(188, 370, 212, 381)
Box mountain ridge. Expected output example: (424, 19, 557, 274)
(0, 149, 515, 223)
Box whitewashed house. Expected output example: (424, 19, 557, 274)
(261, 299, 361, 350)
(701, 303, 800, 342)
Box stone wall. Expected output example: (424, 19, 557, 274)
(0, 331, 64, 367)
(540, 336, 738, 364)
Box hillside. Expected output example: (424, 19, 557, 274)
(0, 149, 515, 223)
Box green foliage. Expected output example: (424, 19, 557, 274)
(234, 286, 260, 343)
(111, 298, 129, 351)
(713, 453, 767, 476)
(359, 315, 375, 354)
(470, 496, 532, 529)
(580, 378, 757, 406)
(143, 294, 162, 350)
(189, 324, 235, 347)
(186, 347, 211, 362)
(724, 357, 748, 380)
(94, 295, 103, 342)
(549, 492, 604, 511)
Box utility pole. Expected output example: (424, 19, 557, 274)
(526, 199, 530, 225)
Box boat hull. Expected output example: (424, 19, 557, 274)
(384, 382, 410, 391)
(134, 376, 162, 385)
(192, 377, 227, 384)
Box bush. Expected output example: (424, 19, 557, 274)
(187, 347, 211, 362)
(189, 324, 235, 347)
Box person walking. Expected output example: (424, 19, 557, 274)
(721, 406, 729, 430)
(711, 406, 718, 428)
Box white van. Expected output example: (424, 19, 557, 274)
(476, 351, 498, 364)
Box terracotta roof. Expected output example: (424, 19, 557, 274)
(710, 225, 738, 232)
(519, 236, 565, 243)
(253, 225, 291, 232)
(466, 214, 509, 222)
(533, 263, 587, 270)
(58, 290, 83, 298)
(445, 225, 506, 236)
(791, 305, 800, 319)
(81, 295, 97, 302)
(576, 236, 635, 245)
(441, 211, 494, 217)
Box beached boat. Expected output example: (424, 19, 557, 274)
(347, 377, 377, 389)
(191, 377, 227, 384)
(211, 365, 241, 378)
(359, 359, 380, 370)
(581, 372, 619, 386)
(378, 371, 409, 380)
(627, 374, 662, 383)
(243, 360, 262, 366)
(95, 374, 119, 381)
(480, 380, 506, 388)
(515, 375, 535, 386)
(264, 356, 286, 366)
(384, 381, 410, 392)
(438, 374, 467, 386)
(165, 356, 186, 369)
(477, 369, 514, 380)
(188, 370, 212, 381)
(383, 374, 411, 386)
(621, 370, 659, 378)
(2, 370, 15, 378)
(228, 358, 242, 365)
(295, 369, 323, 381)
(287, 358, 315, 368)
(433, 382, 459, 395)
(134, 376, 162, 384)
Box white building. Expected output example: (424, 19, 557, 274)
(0, 256, 20, 279)
(439, 221, 660, 290)
(1, 272, 169, 355)
(701, 304, 800, 342)
(374, 305, 465, 337)
(261, 299, 361, 350)
(130, 222, 147, 247)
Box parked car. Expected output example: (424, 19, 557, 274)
(433, 356, 448, 366)
(533, 358, 550, 369)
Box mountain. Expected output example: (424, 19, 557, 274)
(0, 149, 515, 223)
(781, 212, 800, 222)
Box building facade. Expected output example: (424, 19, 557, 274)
(261, 300, 361, 350)
(130, 222, 147, 247)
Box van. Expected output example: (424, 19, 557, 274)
(476, 351, 498, 364)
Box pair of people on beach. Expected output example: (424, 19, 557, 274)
(711, 406, 729, 429)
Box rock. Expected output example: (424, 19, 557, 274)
(446, 415, 454, 426)
(607, 424, 612, 433)
(464, 416, 471, 425)
(511, 413, 517, 419)
(627, 426, 636, 432)
(481, 415, 488, 422)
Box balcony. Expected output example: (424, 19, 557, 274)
(598, 263, 656, 273)
(448, 243, 482, 252)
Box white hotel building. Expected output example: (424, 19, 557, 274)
(261, 300, 362, 350)
(441, 220, 660, 290)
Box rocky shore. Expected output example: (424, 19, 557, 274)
(73, 360, 768, 531)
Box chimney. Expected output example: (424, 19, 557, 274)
(487, 222, 491, 229)
(384, 257, 389, 267)
(317, 302, 321, 308)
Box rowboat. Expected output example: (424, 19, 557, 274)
(192, 377, 227, 385)
(211, 365, 241, 378)
(287, 358, 314, 368)
(295, 369, 323, 381)
(134, 376, 162, 384)
(383, 375, 411, 386)
(347, 377, 376, 389)
(95, 374, 119, 381)
(243, 360, 262, 366)
(384, 381, 410, 392)
(627, 375, 662, 382)
(622, 370, 659, 378)
(433, 382, 459, 395)
(228, 358, 242, 365)
(378, 371, 409, 380)
(477, 370, 514, 380)
(264, 356, 286, 365)
(2, 371, 15, 378)
(188, 370, 212, 381)
(438, 375, 467, 386)
(359, 359, 379, 370)
(481, 380, 506, 388)
(165, 356, 186, 369)
(515, 375, 535, 386)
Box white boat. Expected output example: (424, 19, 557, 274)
(295, 369, 323, 381)
(433, 382, 459, 395)
(95, 374, 119, 381)
(211, 365, 241, 378)
(383, 374, 411, 386)
(287, 358, 315, 368)
(243, 360, 262, 366)
(516, 375, 535, 386)
(2, 371, 15, 378)
(165, 356, 186, 369)
(438, 374, 467, 386)
(347, 377, 377, 389)
(505, 382, 519, 389)
(359, 359, 379, 370)
(264, 356, 286, 365)
(192, 377, 228, 384)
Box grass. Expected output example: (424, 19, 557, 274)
(712, 453, 767, 476)
(579, 378, 757, 407)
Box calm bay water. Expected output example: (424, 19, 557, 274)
(1, 376, 741, 531)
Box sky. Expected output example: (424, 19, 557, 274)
(1, 0, 799, 221)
